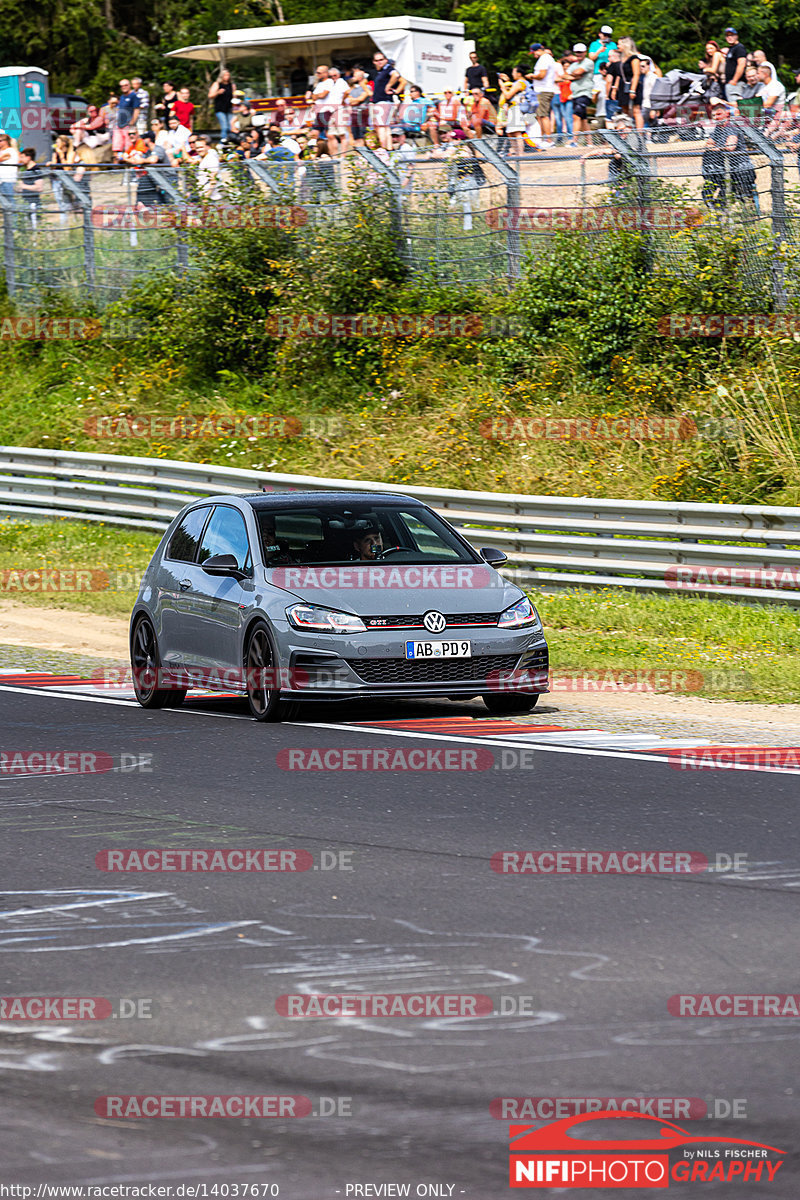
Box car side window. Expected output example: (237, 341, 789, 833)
(198, 505, 252, 573)
(166, 506, 212, 563)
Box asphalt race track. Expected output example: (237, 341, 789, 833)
(0, 681, 798, 1196)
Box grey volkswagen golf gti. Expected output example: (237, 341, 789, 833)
(130, 491, 549, 721)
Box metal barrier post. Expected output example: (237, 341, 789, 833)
(740, 125, 787, 310)
(145, 167, 190, 273)
(57, 172, 96, 295)
(0, 192, 15, 298)
(472, 140, 520, 280)
(354, 146, 405, 253)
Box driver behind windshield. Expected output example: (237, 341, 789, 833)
(351, 521, 384, 561)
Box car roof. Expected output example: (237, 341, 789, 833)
(240, 491, 424, 510)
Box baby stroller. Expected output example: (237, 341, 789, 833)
(648, 71, 715, 142)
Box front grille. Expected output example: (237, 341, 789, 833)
(349, 653, 521, 685)
(362, 612, 500, 630)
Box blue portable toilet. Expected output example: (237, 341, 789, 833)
(0, 67, 51, 162)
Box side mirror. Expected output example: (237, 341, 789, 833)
(202, 553, 244, 578)
(480, 546, 508, 566)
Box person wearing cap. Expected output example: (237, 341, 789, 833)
(589, 26, 617, 74)
(569, 43, 594, 137)
(350, 521, 384, 561)
(529, 43, 557, 143)
(724, 28, 748, 103)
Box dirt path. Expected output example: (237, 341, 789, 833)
(2, 599, 799, 736)
(0, 599, 130, 660)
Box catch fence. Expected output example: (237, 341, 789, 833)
(2, 127, 799, 307)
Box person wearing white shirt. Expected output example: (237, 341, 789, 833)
(325, 67, 351, 154)
(0, 133, 19, 205)
(529, 43, 557, 141)
(194, 135, 221, 199)
(758, 64, 786, 113)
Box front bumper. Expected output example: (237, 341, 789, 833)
(279, 639, 549, 701)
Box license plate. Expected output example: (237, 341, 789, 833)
(405, 640, 472, 659)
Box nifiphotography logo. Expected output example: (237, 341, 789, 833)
(508, 1112, 785, 1188)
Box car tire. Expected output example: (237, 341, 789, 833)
(481, 692, 540, 715)
(244, 622, 298, 722)
(131, 615, 187, 709)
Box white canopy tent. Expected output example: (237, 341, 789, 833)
(167, 16, 473, 96)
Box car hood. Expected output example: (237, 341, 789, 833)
(264, 565, 524, 617)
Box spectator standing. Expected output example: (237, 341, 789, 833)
(617, 37, 644, 131)
(371, 51, 402, 150)
(569, 44, 594, 138)
(132, 77, 150, 133)
(0, 133, 19, 207)
(724, 28, 748, 103)
(100, 95, 119, 138)
(173, 87, 195, 131)
(497, 66, 527, 155)
(326, 67, 351, 155)
(605, 48, 623, 120)
(347, 67, 372, 146)
(639, 57, 661, 125)
(553, 57, 574, 145)
(209, 68, 235, 141)
(699, 41, 726, 92)
(16, 147, 44, 227)
(529, 43, 557, 143)
(464, 51, 489, 93)
(306, 65, 333, 146)
(155, 83, 177, 124)
(593, 64, 608, 123)
(115, 79, 140, 157)
(589, 26, 617, 74)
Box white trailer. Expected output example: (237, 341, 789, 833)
(167, 15, 473, 97)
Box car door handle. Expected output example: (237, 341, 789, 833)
(179, 578, 192, 591)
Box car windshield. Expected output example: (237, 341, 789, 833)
(253, 503, 477, 567)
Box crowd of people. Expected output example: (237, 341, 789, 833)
(1, 25, 799, 225)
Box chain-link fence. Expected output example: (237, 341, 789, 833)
(2, 127, 799, 308)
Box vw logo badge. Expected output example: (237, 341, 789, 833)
(423, 610, 447, 634)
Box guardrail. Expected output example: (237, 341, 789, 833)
(1, 446, 798, 605)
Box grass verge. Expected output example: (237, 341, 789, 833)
(1, 518, 797, 703)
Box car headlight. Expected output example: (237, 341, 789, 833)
(286, 602, 366, 634)
(498, 596, 542, 630)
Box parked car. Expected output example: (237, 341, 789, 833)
(48, 93, 89, 134)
